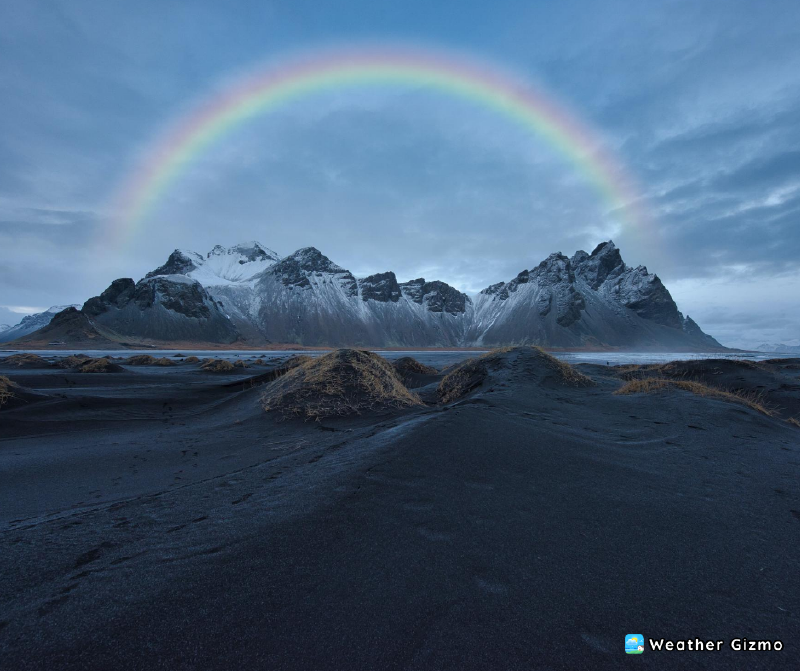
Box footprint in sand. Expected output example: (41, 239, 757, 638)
(403, 501, 434, 512)
(417, 524, 453, 541)
(474, 575, 508, 595)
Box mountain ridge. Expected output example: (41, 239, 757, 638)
(6, 241, 728, 350)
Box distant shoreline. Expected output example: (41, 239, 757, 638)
(2, 342, 752, 355)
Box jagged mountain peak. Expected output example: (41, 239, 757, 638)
(359, 272, 401, 303)
(147, 241, 281, 286)
(207, 241, 280, 263)
(573, 240, 626, 290)
(470, 241, 722, 348)
(281, 247, 344, 272)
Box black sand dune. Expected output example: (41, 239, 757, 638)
(1, 349, 798, 670)
(616, 358, 800, 422)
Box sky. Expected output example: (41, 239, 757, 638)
(1, 0, 799, 348)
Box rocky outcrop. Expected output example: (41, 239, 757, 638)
(8, 307, 123, 347)
(470, 240, 724, 349)
(0, 305, 82, 343)
(359, 272, 402, 303)
(81, 275, 240, 343)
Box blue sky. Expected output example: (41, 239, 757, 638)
(1, 0, 799, 347)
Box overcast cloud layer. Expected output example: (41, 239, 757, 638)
(1, 0, 799, 348)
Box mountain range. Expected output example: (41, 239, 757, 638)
(0, 305, 81, 344)
(754, 343, 800, 353)
(5, 240, 726, 350)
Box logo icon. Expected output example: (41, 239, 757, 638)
(626, 635, 645, 654)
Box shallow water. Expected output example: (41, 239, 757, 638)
(1, 348, 789, 368)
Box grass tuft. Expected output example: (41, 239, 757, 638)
(393, 357, 438, 376)
(0, 353, 48, 367)
(261, 349, 421, 421)
(54, 354, 92, 369)
(438, 346, 591, 403)
(614, 378, 773, 416)
(125, 354, 157, 366)
(183, 356, 200, 364)
(0, 375, 16, 407)
(74, 357, 123, 373)
(201, 358, 235, 373)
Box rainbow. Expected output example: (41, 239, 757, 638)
(109, 45, 649, 246)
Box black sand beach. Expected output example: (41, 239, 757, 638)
(1, 349, 799, 670)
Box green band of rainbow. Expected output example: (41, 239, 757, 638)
(110, 46, 649, 246)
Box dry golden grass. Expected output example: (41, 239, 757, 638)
(54, 354, 92, 369)
(618, 359, 767, 381)
(788, 417, 800, 428)
(77, 358, 108, 373)
(234, 360, 248, 368)
(75, 357, 123, 373)
(438, 346, 591, 403)
(261, 349, 421, 421)
(283, 354, 313, 370)
(0, 353, 48, 367)
(183, 356, 200, 364)
(201, 358, 235, 373)
(252, 358, 265, 365)
(530, 346, 594, 387)
(614, 378, 773, 417)
(393, 357, 438, 376)
(125, 354, 157, 365)
(0, 374, 16, 407)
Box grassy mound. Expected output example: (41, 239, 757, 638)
(201, 358, 235, 373)
(393, 357, 439, 387)
(252, 358, 265, 365)
(617, 358, 766, 381)
(393, 357, 438, 376)
(54, 354, 92, 369)
(438, 346, 592, 403)
(0, 375, 16, 407)
(74, 357, 125, 373)
(234, 360, 248, 368)
(283, 354, 313, 369)
(153, 357, 176, 366)
(764, 358, 800, 369)
(0, 353, 50, 368)
(394, 357, 438, 375)
(614, 378, 773, 417)
(125, 354, 157, 365)
(261, 349, 421, 420)
(183, 356, 200, 364)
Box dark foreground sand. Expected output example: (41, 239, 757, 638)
(1, 352, 799, 670)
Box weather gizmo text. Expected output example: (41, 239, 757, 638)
(649, 638, 784, 652)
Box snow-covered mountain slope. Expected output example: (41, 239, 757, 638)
(15, 240, 725, 349)
(0, 305, 81, 343)
(469, 241, 725, 349)
(206, 247, 472, 346)
(82, 275, 240, 344)
(146, 242, 280, 287)
(754, 343, 800, 353)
